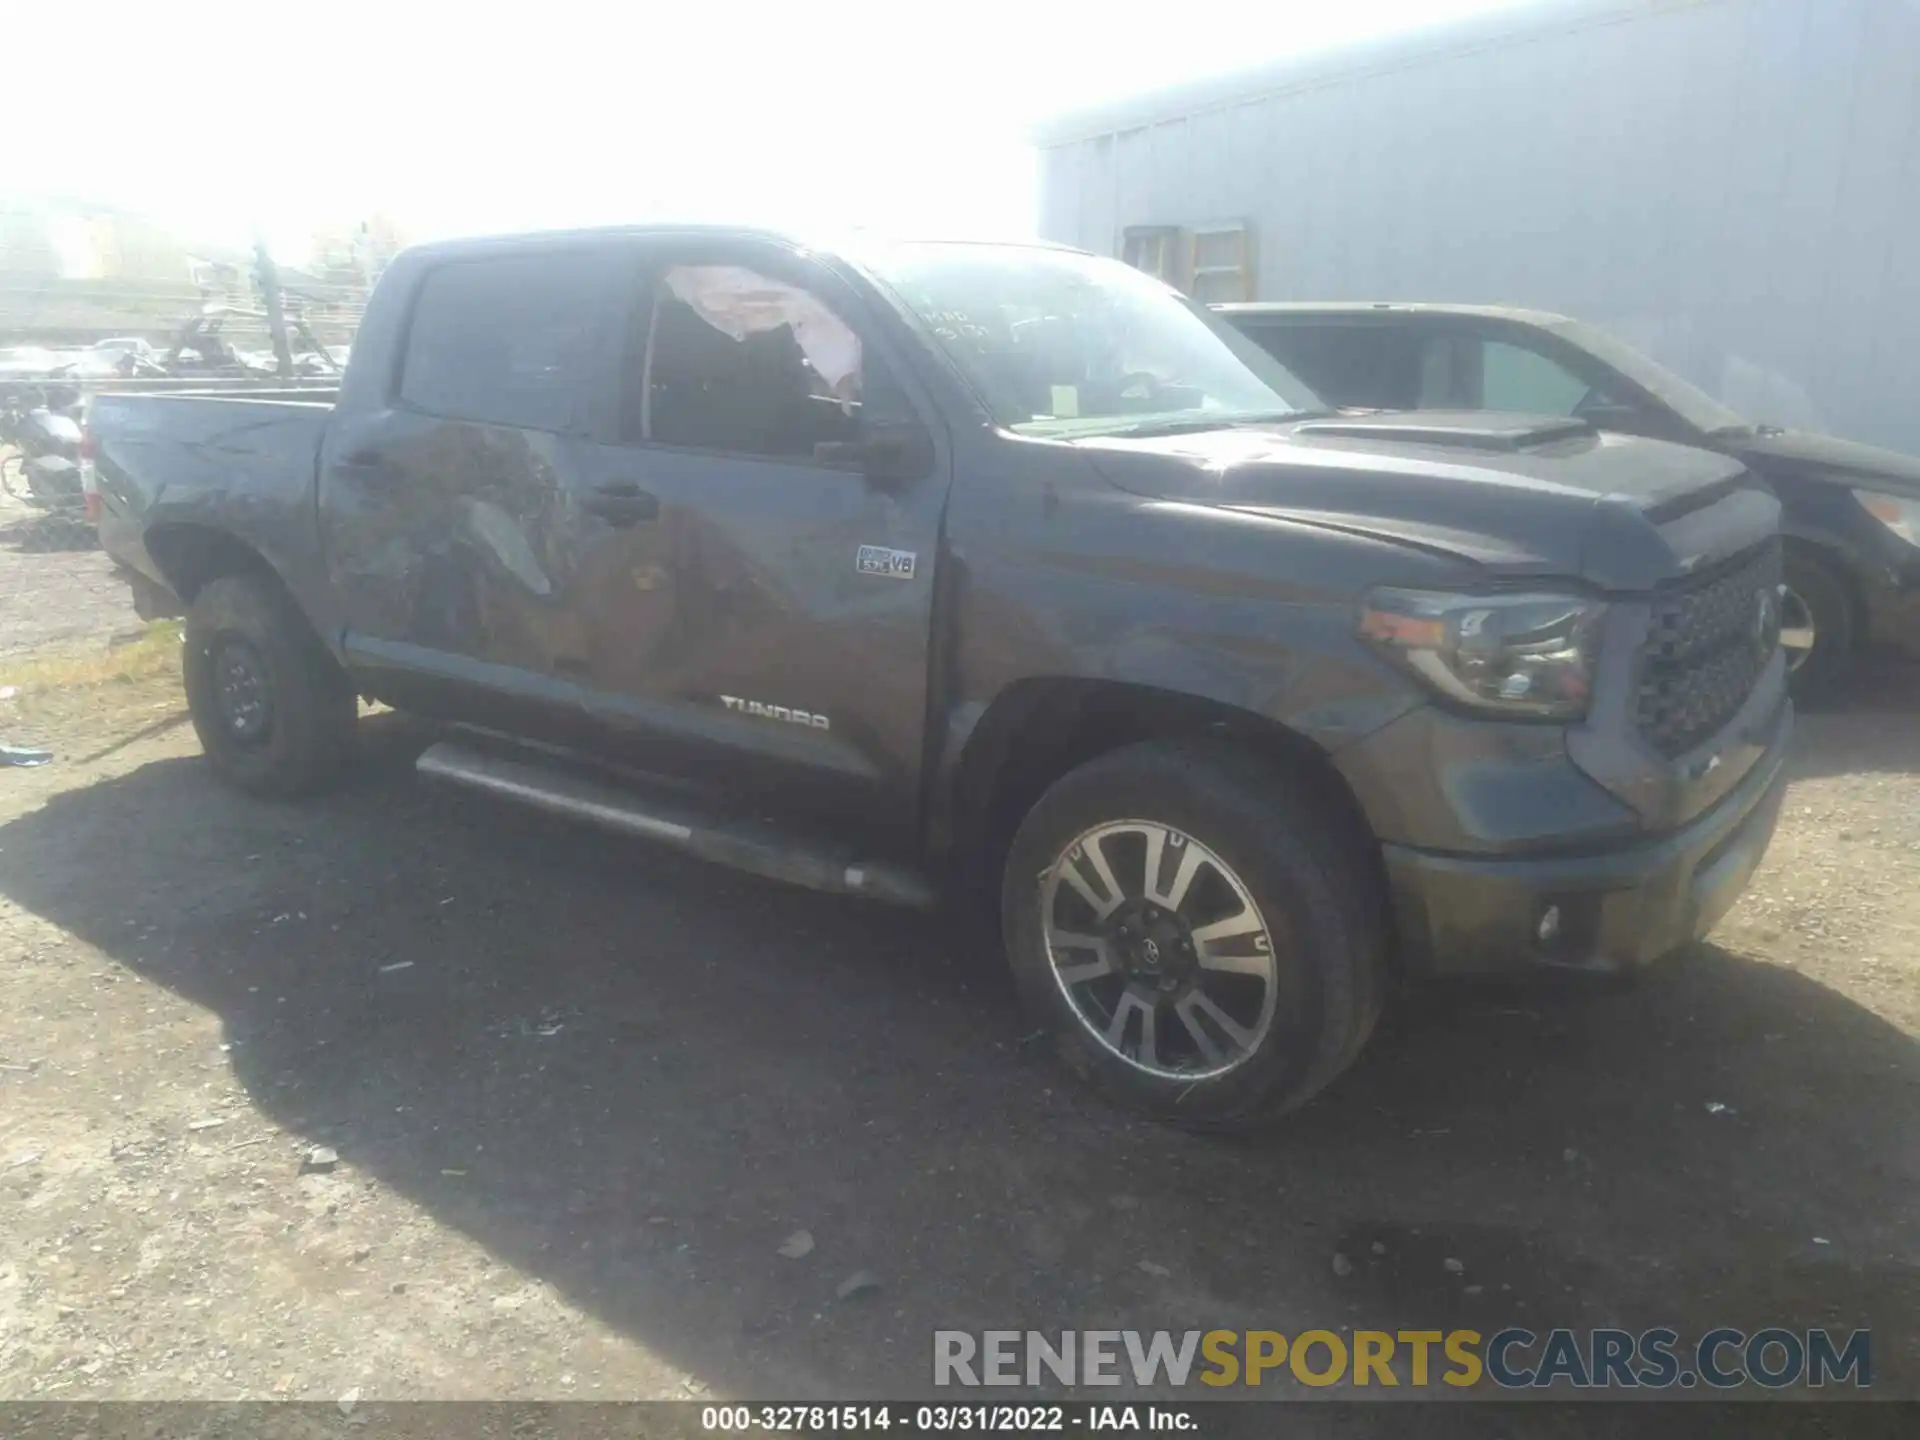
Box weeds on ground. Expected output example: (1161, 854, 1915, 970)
(0, 621, 182, 695)
(0, 622, 188, 752)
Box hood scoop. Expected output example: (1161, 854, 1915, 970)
(1293, 411, 1592, 452)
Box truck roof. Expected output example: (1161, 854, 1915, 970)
(1215, 301, 1576, 327)
(402, 225, 1091, 263)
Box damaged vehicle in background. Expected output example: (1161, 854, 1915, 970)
(87, 230, 1790, 1128)
(1222, 302, 1920, 694)
(0, 384, 85, 510)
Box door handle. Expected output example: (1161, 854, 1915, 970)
(580, 482, 659, 525)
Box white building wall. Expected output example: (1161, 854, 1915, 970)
(1037, 0, 1920, 455)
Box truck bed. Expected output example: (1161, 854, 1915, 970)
(88, 388, 338, 608)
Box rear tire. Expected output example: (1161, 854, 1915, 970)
(1781, 546, 1854, 701)
(183, 572, 356, 798)
(1002, 739, 1387, 1130)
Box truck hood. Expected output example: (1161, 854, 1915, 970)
(1077, 411, 1771, 591)
(1721, 427, 1920, 495)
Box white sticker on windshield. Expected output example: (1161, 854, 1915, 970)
(1049, 385, 1080, 418)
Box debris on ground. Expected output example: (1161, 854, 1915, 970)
(1136, 1260, 1170, 1278)
(1331, 1254, 1354, 1278)
(835, 1270, 882, 1301)
(777, 1230, 815, 1260)
(301, 1145, 340, 1173)
(1, 743, 52, 767)
(1443, 1257, 1466, 1274)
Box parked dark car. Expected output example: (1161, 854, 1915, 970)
(1220, 302, 1920, 693)
(89, 230, 1790, 1127)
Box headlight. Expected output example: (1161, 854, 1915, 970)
(1359, 588, 1606, 719)
(1854, 489, 1920, 547)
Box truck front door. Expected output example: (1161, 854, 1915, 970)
(560, 237, 952, 847)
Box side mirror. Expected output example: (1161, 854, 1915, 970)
(816, 412, 934, 488)
(1573, 392, 1650, 435)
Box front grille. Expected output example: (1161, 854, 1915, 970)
(1635, 538, 1780, 758)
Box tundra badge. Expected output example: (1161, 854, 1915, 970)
(721, 696, 831, 730)
(856, 545, 916, 580)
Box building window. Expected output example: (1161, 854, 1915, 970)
(1188, 224, 1254, 304)
(1121, 226, 1185, 286)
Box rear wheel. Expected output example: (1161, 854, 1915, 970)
(183, 573, 356, 797)
(1002, 739, 1387, 1129)
(1780, 546, 1854, 699)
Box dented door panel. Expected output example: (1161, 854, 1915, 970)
(325, 408, 606, 739)
(318, 243, 628, 739)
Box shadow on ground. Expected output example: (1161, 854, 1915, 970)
(0, 510, 99, 554)
(1, 714, 1917, 1414)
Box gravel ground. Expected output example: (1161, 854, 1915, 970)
(1, 653, 1918, 1431)
(0, 484, 128, 659)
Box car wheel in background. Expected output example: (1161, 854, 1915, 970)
(1781, 546, 1855, 700)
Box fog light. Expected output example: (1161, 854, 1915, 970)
(1537, 905, 1563, 945)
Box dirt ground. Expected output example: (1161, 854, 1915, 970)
(0, 487, 131, 660)
(2, 553, 1918, 1428)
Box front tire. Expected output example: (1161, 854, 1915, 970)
(183, 573, 356, 798)
(1002, 739, 1387, 1130)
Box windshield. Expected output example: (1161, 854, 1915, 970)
(1544, 316, 1749, 435)
(864, 243, 1322, 438)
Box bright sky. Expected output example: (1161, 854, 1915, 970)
(13, 0, 1534, 260)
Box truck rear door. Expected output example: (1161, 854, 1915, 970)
(320, 242, 631, 745)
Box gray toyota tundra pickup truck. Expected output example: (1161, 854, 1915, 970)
(87, 227, 1792, 1127)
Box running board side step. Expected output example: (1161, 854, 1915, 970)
(415, 740, 938, 909)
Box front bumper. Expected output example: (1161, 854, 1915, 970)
(1381, 699, 1792, 978)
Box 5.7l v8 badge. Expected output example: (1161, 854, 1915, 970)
(856, 545, 917, 580)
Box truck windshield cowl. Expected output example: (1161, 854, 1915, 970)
(866, 243, 1323, 439)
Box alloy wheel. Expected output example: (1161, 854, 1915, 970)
(1040, 820, 1278, 1080)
